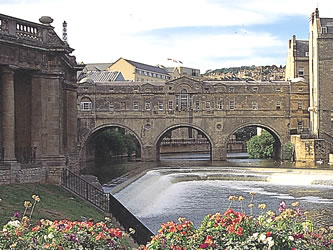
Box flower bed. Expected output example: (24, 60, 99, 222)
(140, 198, 333, 250)
(1, 194, 333, 249)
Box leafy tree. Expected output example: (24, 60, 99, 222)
(94, 128, 139, 161)
(247, 131, 275, 159)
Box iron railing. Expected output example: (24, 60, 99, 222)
(62, 168, 110, 211)
(61, 168, 154, 245)
(0, 147, 4, 162)
(15, 147, 36, 164)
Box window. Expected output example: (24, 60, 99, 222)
(80, 97, 92, 111)
(252, 87, 258, 92)
(298, 88, 303, 92)
(196, 101, 200, 110)
(168, 101, 173, 110)
(298, 120, 303, 130)
(81, 102, 92, 111)
(133, 101, 139, 110)
(180, 89, 188, 110)
(109, 103, 114, 112)
(298, 101, 303, 110)
(229, 100, 235, 110)
(298, 67, 304, 76)
(276, 87, 281, 92)
(321, 26, 328, 34)
(276, 101, 281, 110)
(175, 95, 179, 108)
(229, 87, 235, 92)
(121, 102, 126, 110)
(158, 102, 163, 110)
(217, 101, 223, 110)
(252, 101, 258, 110)
(206, 102, 211, 110)
(305, 52, 309, 56)
(145, 102, 151, 110)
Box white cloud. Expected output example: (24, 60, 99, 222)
(1, 0, 333, 72)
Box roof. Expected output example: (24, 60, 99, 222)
(124, 59, 169, 75)
(320, 18, 333, 33)
(79, 71, 124, 83)
(295, 40, 309, 57)
(83, 63, 113, 72)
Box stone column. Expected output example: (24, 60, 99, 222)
(1, 67, 16, 161)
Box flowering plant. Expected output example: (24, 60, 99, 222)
(0, 195, 131, 249)
(142, 197, 333, 249)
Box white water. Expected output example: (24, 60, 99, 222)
(114, 167, 333, 232)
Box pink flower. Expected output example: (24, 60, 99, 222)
(200, 243, 208, 248)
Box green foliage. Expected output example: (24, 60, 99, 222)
(94, 129, 139, 160)
(283, 142, 294, 161)
(247, 131, 275, 159)
(234, 126, 257, 141)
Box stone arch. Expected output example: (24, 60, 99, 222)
(226, 122, 282, 160)
(154, 124, 214, 161)
(79, 123, 143, 165)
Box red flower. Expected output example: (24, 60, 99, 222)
(236, 226, 243, 236)
(266, 231, 272, 237)
(32, 225, 40, 232)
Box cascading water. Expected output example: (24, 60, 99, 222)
(113, 167, 333, 233)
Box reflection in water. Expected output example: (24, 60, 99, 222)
(81, 153, 333, 233)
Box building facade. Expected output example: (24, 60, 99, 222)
(0, 13, 80, 184)
(309, 8, 333, 142)
(285, 35, 309, 82)
(108, 58, 170, 82)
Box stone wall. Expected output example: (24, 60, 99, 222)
(0, 165, 63, 185)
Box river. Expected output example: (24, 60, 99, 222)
(81, 153, 333, 233)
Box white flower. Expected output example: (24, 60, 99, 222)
(288, 235, 294, 241)
(253, 232, 259, 238)
(268, 239, 275, 247)
(259, 233, 266, 242)
(7, 220, 21, 228)
(48, 233, 54, 239)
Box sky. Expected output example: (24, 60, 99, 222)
(1, 0, 332, 73)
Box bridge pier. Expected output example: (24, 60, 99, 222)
(141, 145, 157, 162)
(212, 146, 226, 161)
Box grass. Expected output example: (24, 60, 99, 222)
(0, 184, 105, 226)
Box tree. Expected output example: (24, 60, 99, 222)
(94, 128, 139, 161)
(247, 131, 275, 159)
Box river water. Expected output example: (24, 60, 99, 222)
(83, 153, 333, 233)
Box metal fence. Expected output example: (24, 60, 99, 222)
(61, 168, 154, 245)
(62, 168, 110, 211)
(0, 147, 4, 162)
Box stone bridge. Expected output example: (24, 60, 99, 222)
(78, 77, 310, 162)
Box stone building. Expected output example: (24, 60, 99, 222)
(309, 8, 333, 141)
(0, 14, 81, 184)
(285, 35, 309, 82)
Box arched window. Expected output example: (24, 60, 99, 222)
(180, 89, 188, 110)
(80, 97, 92, 111)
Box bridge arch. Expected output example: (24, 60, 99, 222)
(226, 122, 282, 160)
(79, 123, 143, 165)
(154, 124, 213, 161)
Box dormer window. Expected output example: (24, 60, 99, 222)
(321, 26, 328, 33)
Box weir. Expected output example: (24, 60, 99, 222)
(112, 166, 333, 233)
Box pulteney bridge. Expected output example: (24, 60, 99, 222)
(78, 76, 310, 162)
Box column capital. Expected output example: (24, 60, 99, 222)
(0, 65, 19, 73)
